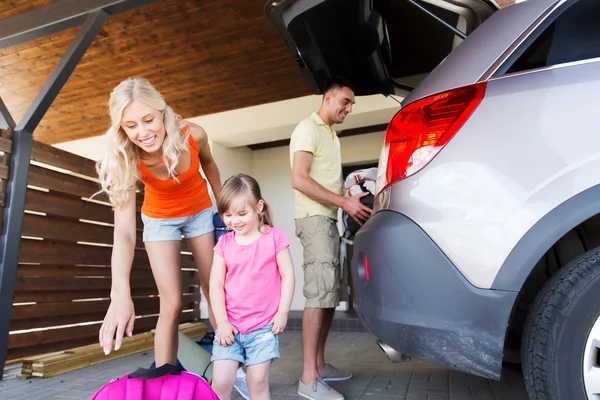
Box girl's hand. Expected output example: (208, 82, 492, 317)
(216, 321, 238, 346)
(270, 311, 289, 335)
(99, 296, 135, 355)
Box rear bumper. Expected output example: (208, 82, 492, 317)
(350, 210, 517, 380)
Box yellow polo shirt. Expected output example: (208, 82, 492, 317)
(289, 113, 342, 220)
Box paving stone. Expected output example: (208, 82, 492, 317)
(0, 331, 527, 399)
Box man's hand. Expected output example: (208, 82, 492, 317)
(342, 192, 373, 226)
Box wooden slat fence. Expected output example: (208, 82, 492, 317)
(0, 129, 200, 361)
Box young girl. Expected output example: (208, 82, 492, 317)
(210, 174, 295, 400)
(96, 77, 222, 368)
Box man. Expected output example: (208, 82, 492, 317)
(290, 77, 372, 400)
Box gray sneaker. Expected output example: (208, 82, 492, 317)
(319, 364, 352, 381)
(233, 374, 250, 400)
(298, 377, 344, 400)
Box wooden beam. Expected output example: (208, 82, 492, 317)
(247, 123, 389, 151)
(340, 123, 389, 137)
(0, 98, 15, 130)
(0, 0, 157, 50)
(248, 138, 290, 151)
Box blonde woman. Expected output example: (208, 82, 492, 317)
(96, 77, 222, 368)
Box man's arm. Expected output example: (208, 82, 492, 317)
(291, 150, 371, 223)
(291, 150, 345, 208)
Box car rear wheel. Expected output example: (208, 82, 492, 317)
(523, 247, 600, 400)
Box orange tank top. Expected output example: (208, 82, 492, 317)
(138, 135, 212, 219)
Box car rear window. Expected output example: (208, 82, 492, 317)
(374, 0, 463, 89)
(506, 0, 600, 73)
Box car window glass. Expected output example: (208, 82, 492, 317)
(506, 0, 600, 74)
(374, 0, 462, 89)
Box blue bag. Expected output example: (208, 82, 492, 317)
(213, 212, 231, 241)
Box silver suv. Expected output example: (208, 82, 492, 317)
(268, 0, 600, 398)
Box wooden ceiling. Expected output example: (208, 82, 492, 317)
(0, 0, 516, 145)
(0, 0, 310, 144)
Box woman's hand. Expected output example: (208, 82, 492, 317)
(270, 311, 289, 335)
(216, 321, 238, 346)
(99, 296, 135, 355)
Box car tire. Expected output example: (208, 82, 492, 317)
(523, 246, 600, 400)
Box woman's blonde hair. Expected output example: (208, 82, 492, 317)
(217, 174, 273, 228)
(96, 77, 189, 209)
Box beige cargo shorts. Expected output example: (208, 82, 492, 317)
(294, 215, 341, 309)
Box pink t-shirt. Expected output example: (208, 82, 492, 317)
(213, 226, 291, 334)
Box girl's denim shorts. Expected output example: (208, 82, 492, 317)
(211, 324, 280, 366)
(141, 207, 215, 242)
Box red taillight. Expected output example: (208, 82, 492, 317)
(363, 254, 370, 282)
(376, 82, 486, 194)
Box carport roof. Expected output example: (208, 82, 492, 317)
(0, 0, 310, 144)
(0, 0, 516, 145)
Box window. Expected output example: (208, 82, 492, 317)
(374, 0, 463, 89)
(342, 162, 378, 181)
(506, 0, 600, 74)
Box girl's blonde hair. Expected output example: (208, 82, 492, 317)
(217, 174, 273, 228)
(96, 77, 189, 209)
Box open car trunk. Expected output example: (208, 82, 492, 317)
(266, 0, 499, 96)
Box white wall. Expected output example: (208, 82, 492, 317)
(54, 135, 106, 161)
(339, 132, 385, 166)
(251, 131, 385, 311)
(209, 141, 253, 180)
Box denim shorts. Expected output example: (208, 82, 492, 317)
(141, 207, 215, 242)
(211, 324, 279, 366)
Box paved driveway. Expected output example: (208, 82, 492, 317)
(0, 331, 528, 399)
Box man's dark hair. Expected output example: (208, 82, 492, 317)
(322, 76, 355, 95)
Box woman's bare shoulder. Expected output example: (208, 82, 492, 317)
(185, 120, 208, 148)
